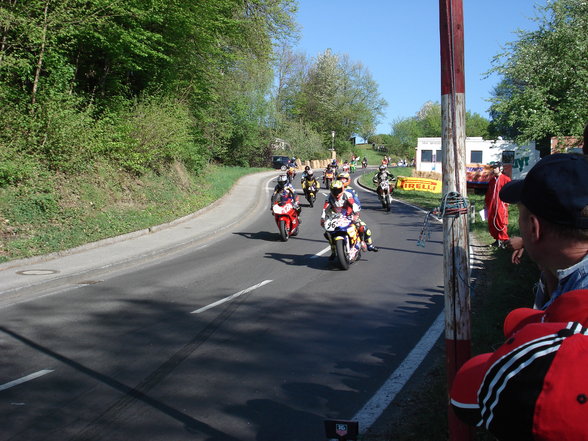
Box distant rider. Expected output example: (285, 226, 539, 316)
(330, 158, 339, 174)
(320, 180, 360, 260)
(372, 165, 397, 207)
(342, 160, 350, 173)
(301, 169, 320, 199)
(300, 165, 312, 184)
(338, 172, 378, 252)
(323, 163, 335, 185)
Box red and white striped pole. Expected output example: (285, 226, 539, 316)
(439, 1, 472, 440)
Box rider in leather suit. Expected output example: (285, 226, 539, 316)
(271, 175, 300, 214)
(337, 172, 378, 252)
(372, 165, 397, 208)
(320, 180, 360, 260)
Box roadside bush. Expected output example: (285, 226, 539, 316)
(276, 119, 326, 161)
(0, 152, 41, 187)
(26, 92, 96, 173)
(95, 94, 208, 175)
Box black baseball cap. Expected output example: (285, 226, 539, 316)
(499, 153, 588, 228)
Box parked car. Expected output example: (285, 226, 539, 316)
(271, 155, 291, 170)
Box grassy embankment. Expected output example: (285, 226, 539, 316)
(0, 162, 266, 263)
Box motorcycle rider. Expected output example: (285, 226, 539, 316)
(300, 165, 312, 184)
(323, 163, 335, 185)
(330, 158, 339, 174)
(337, 171, 378, 252)
(342, 160, 350, 173)
(372, 165, 397, 208)
(320, 180, 360, 261)
(271, 174, 300, 215)
(301, 169, 320, 200)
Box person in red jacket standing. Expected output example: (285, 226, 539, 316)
(485, 162, 511, 248)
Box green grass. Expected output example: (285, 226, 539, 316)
(0, 163, 266, 262)
(351, 143, 392, 166)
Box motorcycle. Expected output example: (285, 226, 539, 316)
(350, 161, 357, 173)
(323, 213, 363, 270)
(323, 169, 335, 189)
(377, 178, 395, 212)
(361, 159, 368, 169)
(272, 197, 300, 241)
(303, 183, 317, 207)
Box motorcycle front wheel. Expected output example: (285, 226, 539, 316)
(335, 239, 350, 270)
(279, 220, 289, 242)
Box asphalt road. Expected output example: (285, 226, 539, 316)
(0, 170, 444, 441)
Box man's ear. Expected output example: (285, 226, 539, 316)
(528, 213, 542, 242)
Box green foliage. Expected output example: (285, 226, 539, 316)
(0, 0, 299, 179)
(101, 95, 207, 174)
(488, 0, 588, 142)
(275, 118, 326, 160)
(273, 48, 387, 151)
(382, 102, 489, 159)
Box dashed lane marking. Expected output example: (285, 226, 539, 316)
(191, 280, 273, 314)
(0, 369, 54, 392)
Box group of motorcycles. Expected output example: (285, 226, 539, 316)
(271, 163, 393, 270)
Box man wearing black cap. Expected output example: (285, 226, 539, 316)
(499, 153, 588, 309)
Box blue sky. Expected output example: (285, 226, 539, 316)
(293, 0, 542, 134)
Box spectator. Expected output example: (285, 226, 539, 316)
(485, 162, 511, 248)
(500, 153, 588, 309)
(450, 294, 588, 441)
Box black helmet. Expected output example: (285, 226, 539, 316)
(306, 170, 314, 179)
(277, 175, 288, 187)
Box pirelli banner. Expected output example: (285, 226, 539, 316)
(397, 176, 442, 194)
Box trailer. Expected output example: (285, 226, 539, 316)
(414, 137, 540, 191)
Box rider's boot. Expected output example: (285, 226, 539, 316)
(366, 238, 379, 252)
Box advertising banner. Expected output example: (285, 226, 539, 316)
(397, 177, 442, 194)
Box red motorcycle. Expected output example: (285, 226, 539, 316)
(272, 195, 300, 241)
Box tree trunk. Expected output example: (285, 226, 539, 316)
(31, 1, 50, 107)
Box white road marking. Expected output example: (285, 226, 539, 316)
(0, 369, 54, 392)
(353, 312, 445, 431)
(311, 246, 331, 259)
(355, 242, 472, 433)
(191, 280, 273, 314)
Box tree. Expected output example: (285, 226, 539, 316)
(386, 102, 489, 158)
(488, 0, 588, 143)
(284, 48, 386, 149)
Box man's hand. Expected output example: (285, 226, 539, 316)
(507, 236, 524, 264)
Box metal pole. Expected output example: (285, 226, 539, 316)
(439, 1, 472, 440)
